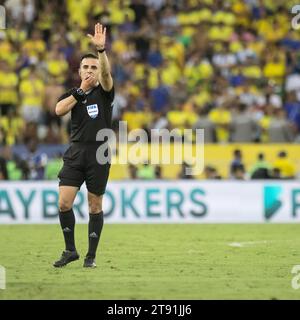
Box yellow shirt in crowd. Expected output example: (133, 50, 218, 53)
(273, 158, 296, 178)
(0, 71, 19, 105)
(209, 108, 231, 142)
(122, 111, 153, 131)
(20, 79, 45, 107)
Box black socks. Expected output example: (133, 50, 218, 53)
(59, 209, 103, 259)
(87, 212, 104, 259)
(59, 209, 76, 251)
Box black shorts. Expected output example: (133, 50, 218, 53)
(58, 142, 111, 196)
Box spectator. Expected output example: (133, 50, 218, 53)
(212, 42, 237, 78)
(209, 100, 231, 143)
(112, 85, 128, 123)
(204, 166, 221, 180)
(231, 164, 245, 180)
(193, 108, 216, 143)
(19, 65, 45, 123)
(273, 151, 296, 179)
(283, 91, 300, 137)
(0, 60, 19, 117)
(21, 139, 48, 180)
(178, 162, 194, 179)
(151, 111, 168, 131)
(271, 168, 282, 179)
(22, 122, 38, 144)
(147, 40, 163, 68)
(137, 161, 156, 179)
(230, 103, 258, 142)
(150, 73, 170, 113)
(5, 0, 35, 28)
(155, 165, 162, 179)
(132, 18, 152, 61)
(130, 0, 148, 27)
(267, 108, 295, 143)
(0, 109, 25, 145)
(0, 146, 9, 180)
(44, 75, 65, 129)
(128, 164, 137, 179)
(230, 149, 245, 178)
(249, 153, 272, 179)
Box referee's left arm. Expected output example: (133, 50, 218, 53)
(97, 50, 113, 92)
(87, 23, 113, 92)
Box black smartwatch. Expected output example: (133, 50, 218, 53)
(71, 87, 87, 102)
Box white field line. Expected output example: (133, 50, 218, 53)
(227, 240, 272, 247)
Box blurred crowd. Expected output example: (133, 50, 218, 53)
(128, 148, 297, 180)
(203, 148, 297, 180)
(1, 0, 300, 147)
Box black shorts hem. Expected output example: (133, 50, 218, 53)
(59, 177, 83, 189)
(86, 187, 107, 196)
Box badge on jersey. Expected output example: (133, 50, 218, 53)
(86, 104, 99, 119)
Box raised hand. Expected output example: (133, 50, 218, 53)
(87, 23, 106, 50)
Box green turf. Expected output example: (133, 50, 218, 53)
(1, 224, 300, 300)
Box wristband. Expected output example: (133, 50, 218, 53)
(71, 87, 87, 102)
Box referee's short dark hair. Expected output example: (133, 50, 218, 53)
(80, 53, 98, 62)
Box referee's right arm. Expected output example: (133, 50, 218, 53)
(55, 95, 77, 116)
(56, 75, 96, 116)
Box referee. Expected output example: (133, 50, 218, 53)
(53, 23, 114, 268)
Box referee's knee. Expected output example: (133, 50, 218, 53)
(89, 205, 102, 214)
(59, 199, 73, 212)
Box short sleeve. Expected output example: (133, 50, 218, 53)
(99, 84, 115, 104)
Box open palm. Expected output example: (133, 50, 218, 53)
(87, 23, 106, 50)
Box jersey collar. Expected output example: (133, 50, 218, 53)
(86, 82, 100, 95)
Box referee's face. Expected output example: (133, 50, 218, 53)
(79, 58, 100, 85)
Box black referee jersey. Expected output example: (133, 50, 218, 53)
(57, 83, 115, 195)
(57, 83, 114, 142)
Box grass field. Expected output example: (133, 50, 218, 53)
(1, 224, 300, 300)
